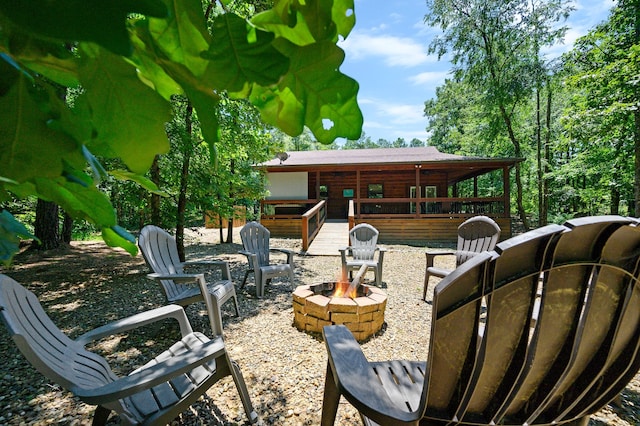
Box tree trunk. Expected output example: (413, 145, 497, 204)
(150, 155, 161, 226)
(33, 200, 60, 250)
(61, 211, 73, 243)
(541, 80, 552, 226)
(176, 102, 194, 262)
(536, 86, 543, 227)
(499, 104, 529, 230)
(635, 107, 640, 215)
(225, 159, 236, 244)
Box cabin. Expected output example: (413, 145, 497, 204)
(256, 147, 521, 249)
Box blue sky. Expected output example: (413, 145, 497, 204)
(337, 0, 614, 143)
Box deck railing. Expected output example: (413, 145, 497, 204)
(353, 196, 507, 218)
(301, 200, 326, 251)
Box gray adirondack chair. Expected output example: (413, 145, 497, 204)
(423, 215, 500, 300)
(0, 274, 258, 425)
(239, 221, 294, 298)
(322, 215, 640, 426)
(340, 223, 386, 286)
(138, 225, 239, 320)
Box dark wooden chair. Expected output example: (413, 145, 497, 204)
(138, 225, 239, 319)
(340, 223, 386, 286)
(0, 274, 258, 425)
(239, 221, 295, 298)
(322, 215, 640, 426)
(423, 215, 500, 301)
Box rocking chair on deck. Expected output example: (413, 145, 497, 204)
(322, 215, 640, 426)
(0, 274, 258, 425)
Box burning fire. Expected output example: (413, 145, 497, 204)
(333, 280, 358, 299)
(332, 264, 368, 299)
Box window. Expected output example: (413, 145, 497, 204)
(368, 183, 383, 198)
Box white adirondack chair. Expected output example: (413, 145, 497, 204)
(138, 225, 239, 321)
(0, 274, 258, 425)
(239, 221, 295, 298)
(340, 223, 386, 286)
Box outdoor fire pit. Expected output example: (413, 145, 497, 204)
(292, 266, 387, 341)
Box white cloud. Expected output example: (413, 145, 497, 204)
(340, 33, 432, 67)
(409, 71, 449, 86)
(365, 101, 426, 125)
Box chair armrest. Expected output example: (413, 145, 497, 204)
(339, 247, 352, 265)
(238, 250, 259, 267)
(323, 325, 421, 423)
(184, 260, 231, 280)
(75, 305, 193, 346)
(425, 250, 455, 268)
(72, 337, 226, 404)
(270, 248, 294, 264)
(146, 272, 203, 283)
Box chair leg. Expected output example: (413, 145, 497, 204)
(232, 292, 240, 317)
(255, 270, 264, 298)
(92, 406, 111, 426)
(321, 363, 340, 426)
(241, 269, 252, 289)
(229, 358, 259, 423)
(422, 271, 431, 301)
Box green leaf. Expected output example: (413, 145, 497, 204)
(251, 40, 362, 142)
(6, 36, 80, 87)
(251, 9, 316, 47)
(109, 169, 169, 196)
(34, 177, 117, 226)
(201, 13, 289, 92)
(101, 226, 138, 256)
(0, 209, 36, 265)
(184, 85, 221, 163)
(331, 0, 356, 39)
(0, 0, 168, 56)
(78, 44, 171, 173)
(252, 0, 351, 46)
(147, 0, 211, 76)
(0, 73, 82, 183)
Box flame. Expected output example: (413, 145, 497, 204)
(333, 280, 358, 299)
(331, 267, 360, 299)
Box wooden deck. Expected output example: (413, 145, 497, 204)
(304, 220, 349, 256)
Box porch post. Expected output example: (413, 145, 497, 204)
(415, 165, 421, 218)
(503, 166, 510, 218)
(356, 170, 361, 218)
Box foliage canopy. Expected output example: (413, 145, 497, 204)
(0, 0, 363, 263)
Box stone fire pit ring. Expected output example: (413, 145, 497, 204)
(293, 282, 387, 341)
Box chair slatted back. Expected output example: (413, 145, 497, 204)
(349, 224, 379, 261)
(0, 275, 121, 399)
(455, 215, 501, 265)
(240, 222, 271, 267)
(139, 225, 189, 302)
(423, 216, 640, 425)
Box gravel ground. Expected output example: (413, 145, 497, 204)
(1, 227, 639, 425)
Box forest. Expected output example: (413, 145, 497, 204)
(1, 0, 639, 263)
